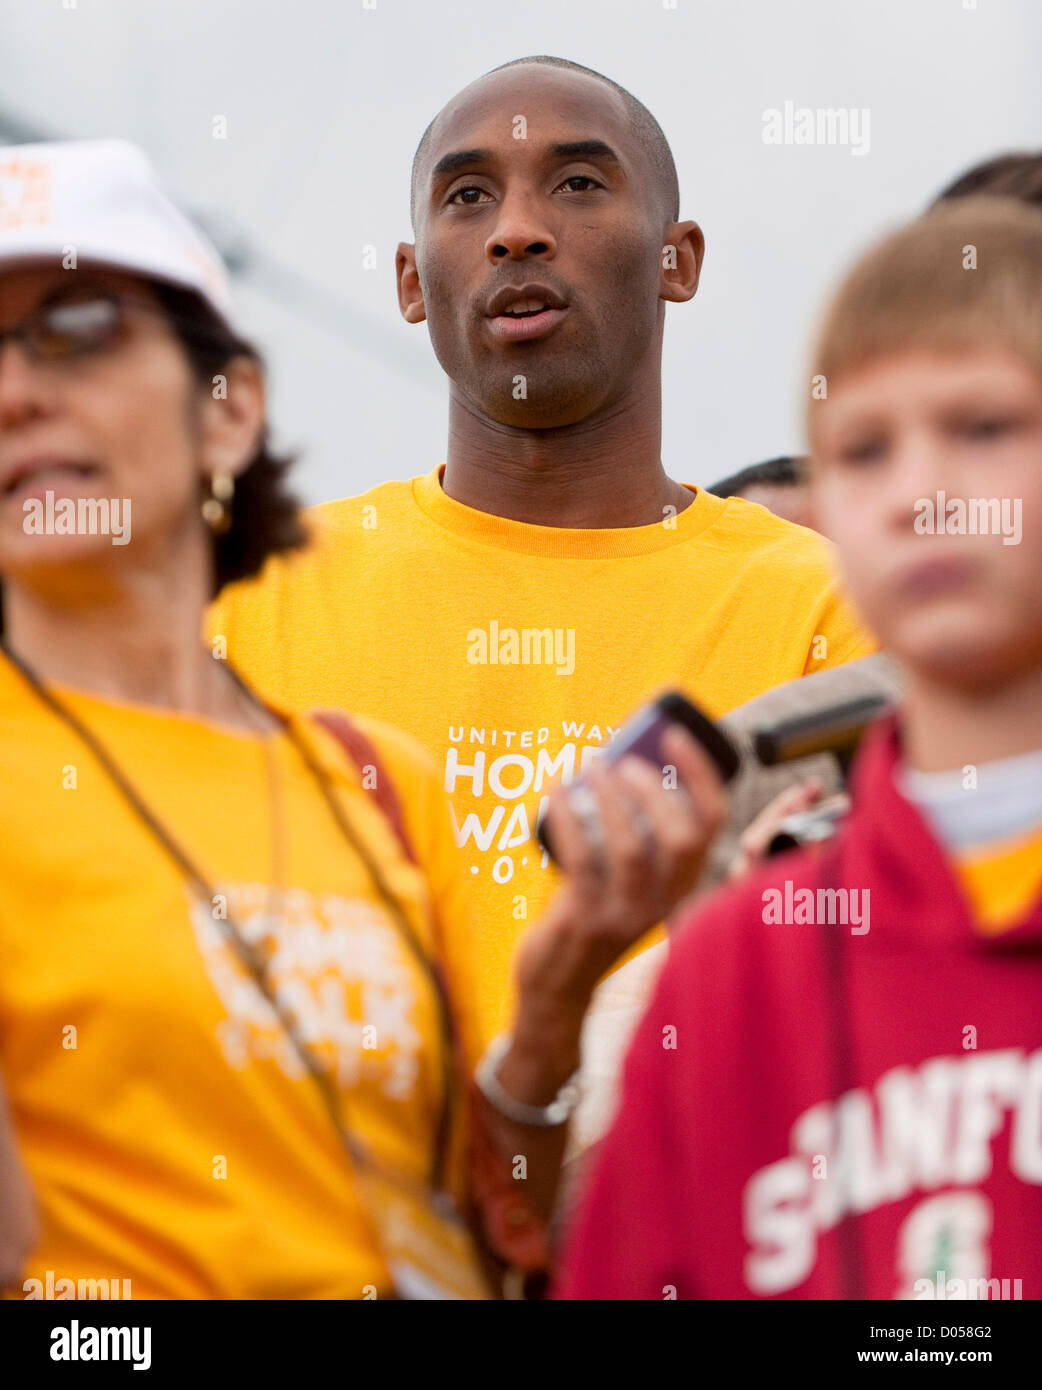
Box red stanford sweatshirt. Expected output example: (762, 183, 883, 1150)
(555, 720, 1042, 1300)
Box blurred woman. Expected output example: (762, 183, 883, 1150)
(0, 140, 722, 1299)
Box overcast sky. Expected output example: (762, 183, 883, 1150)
(1, 0, 1039, 503)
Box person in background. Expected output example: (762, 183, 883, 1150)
(557, 197, 1042, 1300)
(933, 149, 1041, 208)
(706, 455, 817, 532)
(211, 55, 874, 1054)
(0, 140, 725, 1299)
(699, 144, 1042, 888)
(557, 149, 1042, 1180)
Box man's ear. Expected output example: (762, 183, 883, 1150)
(396, 242, 427, 324)
(198, 355, 266, 481)
(659, 221, 705, 304)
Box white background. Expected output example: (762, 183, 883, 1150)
(1, 0, 1038, 503)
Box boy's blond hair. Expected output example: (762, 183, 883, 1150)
(807, 197, 1042, 446)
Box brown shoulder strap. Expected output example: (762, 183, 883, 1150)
(312, 710, 418, 865)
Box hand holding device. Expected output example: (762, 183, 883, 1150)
(536, 691, 740, 863)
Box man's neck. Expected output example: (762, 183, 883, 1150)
(441, 374, 693, 529)
(901, 664, 1042, 773)
(2, 555, 274, 733)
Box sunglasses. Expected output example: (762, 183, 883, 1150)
(0, 293, 195, 364)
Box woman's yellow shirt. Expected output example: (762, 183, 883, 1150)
(0, 654, 479, 1299)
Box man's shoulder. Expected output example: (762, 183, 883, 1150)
(302, 475, 421, 546)
(213, 475, 426, 621)
(698, 492, 836, 574)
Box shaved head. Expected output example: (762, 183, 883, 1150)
(396, 53, 703, 433)
(410, 55, 680, 229)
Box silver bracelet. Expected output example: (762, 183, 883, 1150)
(474, 1032, 582, 1128)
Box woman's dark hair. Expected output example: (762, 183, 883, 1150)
(151, 281, 310, 596)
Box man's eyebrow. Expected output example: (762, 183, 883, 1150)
(549, 140, 620, 163)
(430, 148, 495, 181)
(429, 139, 622, 184)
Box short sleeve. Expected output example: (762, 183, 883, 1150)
(803, 579, 878, 674)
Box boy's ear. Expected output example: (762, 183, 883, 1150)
(397, 243, 427, 324)
(660, 221, 705, 304)
(198, 355, 266, 480)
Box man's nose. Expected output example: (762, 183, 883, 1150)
(484, 192, 558, 264)
(0, 341, 52, 430)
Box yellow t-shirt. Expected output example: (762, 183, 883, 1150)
(211, 467, 876, 1045)
(0, 652, 479, 1299)
(955, 828, 1042, 934)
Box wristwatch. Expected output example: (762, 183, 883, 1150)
(475, 1033, 582, 1127)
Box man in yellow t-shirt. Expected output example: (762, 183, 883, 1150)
(212, 57, 874, 1045)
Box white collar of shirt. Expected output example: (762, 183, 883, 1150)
(897, 749, 1042, 851)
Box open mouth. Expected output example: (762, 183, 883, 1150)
(488, 307, 567, 342)
(486, 284, 569, 342)
(500, 298, 555, 318)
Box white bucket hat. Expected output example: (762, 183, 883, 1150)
(0, 139, 232, 320)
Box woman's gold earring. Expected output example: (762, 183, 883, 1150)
(202, 471, 235, 534)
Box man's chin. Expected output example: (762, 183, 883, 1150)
(470, 379, 612, 432)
